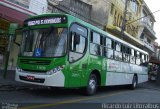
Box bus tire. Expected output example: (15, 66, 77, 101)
(130, 75, 138, 90)
(85, 74, 97, 95)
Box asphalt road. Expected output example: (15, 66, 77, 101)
(0, 82, 160, 109)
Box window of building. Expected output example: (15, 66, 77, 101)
(113, 10, 117, 26)
(131, 0, 138, 13)
(147, 38, 151, 44)
(140, 33, 144, 39)
(110, 3, 114, 15)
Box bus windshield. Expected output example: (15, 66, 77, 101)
(20, 27, 67, 57)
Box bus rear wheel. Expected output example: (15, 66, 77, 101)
(85, 74, 97, 95)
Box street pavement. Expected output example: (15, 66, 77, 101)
(1, 70, 160, 109)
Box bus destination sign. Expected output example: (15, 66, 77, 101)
(26, 16, 67, 26)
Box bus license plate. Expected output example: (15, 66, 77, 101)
(26, 75, 35, 80)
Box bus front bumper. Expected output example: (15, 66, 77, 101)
(15, 71, 65, 87)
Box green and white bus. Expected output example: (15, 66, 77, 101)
(15, 13, 148, 95)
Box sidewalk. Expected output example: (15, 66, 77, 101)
(0, 69, 27, 86)
(0, 70, 40, 91)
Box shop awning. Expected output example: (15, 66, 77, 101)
(0, 0, 36, 25)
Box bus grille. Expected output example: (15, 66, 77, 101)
(20, 59, 51, 65)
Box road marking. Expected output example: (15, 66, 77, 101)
(20, 91, 130, 109)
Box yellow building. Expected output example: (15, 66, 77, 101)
(106, 0, 144, 47)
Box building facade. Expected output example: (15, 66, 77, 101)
(106, 0, 144, 47)
(139, 1, 156, 54)
(48, 0, 153, 48)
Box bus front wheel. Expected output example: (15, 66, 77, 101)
(85, 74, 97, 95)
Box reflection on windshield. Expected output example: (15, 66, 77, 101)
(20, 28, 67, 57)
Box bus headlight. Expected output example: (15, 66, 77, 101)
(16, 67, 23, 72)
(46, 65, 64, 75)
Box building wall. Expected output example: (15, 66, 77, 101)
(81, 0, 110, 29)
(47, 0, 110, 29)
(139, 1, 156, 54)
(29, 0, 48, 15)
(6, 0, 30, 9)
(106, 0, 143, 39)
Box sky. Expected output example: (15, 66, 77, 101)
(144, 0, 160, 44)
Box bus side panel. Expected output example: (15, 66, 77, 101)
(106, 72, 133, 86)
(106, 59, 148, 86)
(88, 55, 103, 85)
(137, 74, 148, 83)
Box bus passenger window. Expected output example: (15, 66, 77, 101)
(90, 31, 102, 56)
(111, 40, 115, 49)
(90, 43, 102, 56)
(104, 38, 114, 59)
(114, 42, 122, 61)
(105, 38, 112, 48)
(136, 51, 140, 65)
(69, 24, 87, 62)
(107, 49, 114, 59)
(146, 55, 149, 62)
(123, 46, 130, 62)
(91, 32, 101, 44)
(115, 42, 121, 51)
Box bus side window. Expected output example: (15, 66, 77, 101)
(114, 41, 122, 61)
(90, 32, 102, 56)
(69, 24, 87, 62)
(136, 51, 141, 65)
(144, 55, 146, 62)
(123, 46, 130, 62)
(146, 55, 149, 62)
(130, 49, 135, 64)
(140, 53, 143, 64)
(104, 37, 113, 59)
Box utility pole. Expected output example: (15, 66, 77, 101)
(121, 0, 128, 40)
(3, 23, 18, 78)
